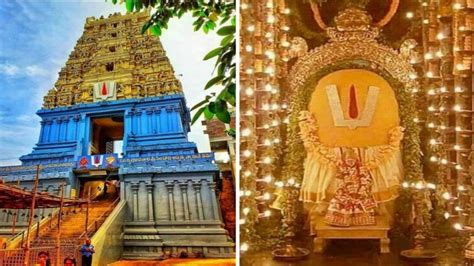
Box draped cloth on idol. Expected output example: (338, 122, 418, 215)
(298, 111, 404, 226)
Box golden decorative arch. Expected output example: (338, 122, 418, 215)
(288, 26, 418, 94)
(309, 0, 400, 30)
(283, 8, 422, 183)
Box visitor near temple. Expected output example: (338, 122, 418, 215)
(80, 239, 95, 266)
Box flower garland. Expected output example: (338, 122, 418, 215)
(298, 110, 404, 170)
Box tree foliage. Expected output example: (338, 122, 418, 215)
(110, 0, 236, 137)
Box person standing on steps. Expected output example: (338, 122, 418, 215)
(80, 238, 95, 266)
(103, 180, 108, 195)
(115, 179, 120, 195)
(110, 179, 119, 195)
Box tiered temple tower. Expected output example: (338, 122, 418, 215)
(0, 11, 233, 258)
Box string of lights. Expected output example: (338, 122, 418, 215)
(404, 0, 473, 235)
(239, 0, 290, 253)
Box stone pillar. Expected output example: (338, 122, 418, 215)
(146, 183, 154, 222)
(63, 117, 69, 141)
(154, 109, 161, 133)
(45, 119, 53, 143)
(135, 111, 142, 135)
(165, 106, 173, 132)
(131, 183, 139, 221)
(146, 108, 153, 134)
(165, 182, 176, 221)
(152, 180, 162, 220)
(192, 181, 204, 220)
(179, 182, 190, 220)
(39, 121, 46, 143)
(208, 181, 220, 220)
(174, 107, 183, 132)
(57, 119, 63, 142)
(72, 115, 80, 140)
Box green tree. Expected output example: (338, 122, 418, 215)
(110, 0, 236, 137)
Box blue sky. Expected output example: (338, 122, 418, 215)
(0, 0, 220, 166)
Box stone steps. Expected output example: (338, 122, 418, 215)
(31, 192, 118, 246)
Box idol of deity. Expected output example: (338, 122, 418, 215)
(298, 69, 404, 226)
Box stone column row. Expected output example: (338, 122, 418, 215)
(130, 180, 221, 222)
(131, 182, 156, 222)
(168, 180, 208, 221)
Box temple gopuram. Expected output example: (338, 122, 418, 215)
(0, 11, 234, 263)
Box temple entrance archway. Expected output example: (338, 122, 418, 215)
(89, 114, 124, 156)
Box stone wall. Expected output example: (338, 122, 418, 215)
(121, 172, 234, 258)
(91, 200, 127, 266)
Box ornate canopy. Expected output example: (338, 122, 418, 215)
(288, 8, 419, 95)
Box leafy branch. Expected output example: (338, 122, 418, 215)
(110, 0, 236, 137)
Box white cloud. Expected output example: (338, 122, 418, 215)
(0, 64, 48, 77)
(25, 65, 48, 77)
(0, 122, 40, 139)
(16, 114, 39, 123)
(16, 1, 40, 22)
(0, 64, 19, 75)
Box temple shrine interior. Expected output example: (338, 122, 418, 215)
(89, 115, 124, 156)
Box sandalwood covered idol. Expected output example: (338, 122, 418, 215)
(298, 69, 404, 227)
(293, 8, 409, 227)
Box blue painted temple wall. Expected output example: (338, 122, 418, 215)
(0, 93, 212, 211)
(19, 94, 193, 166)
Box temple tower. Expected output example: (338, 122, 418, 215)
(0, 12, 233, 258)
